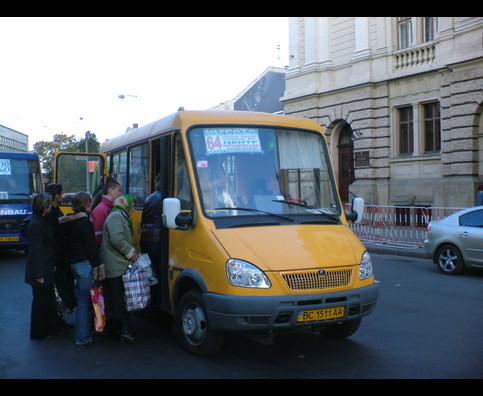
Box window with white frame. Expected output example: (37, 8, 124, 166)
(398, 17, 413, 49)
(397, 17, 438, 49)
(423, 17, 438, 42)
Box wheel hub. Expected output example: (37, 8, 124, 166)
(183, 306, 206, 341)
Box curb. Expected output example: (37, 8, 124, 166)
(363, 240, 428, 259)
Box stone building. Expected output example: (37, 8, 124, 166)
(212, 66, 286, 113)
(282, 17, 483, 208)
(0, 125, 29, 152)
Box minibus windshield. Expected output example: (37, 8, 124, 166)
(0, 157, 42, 200)
(189, 126, 341, 220)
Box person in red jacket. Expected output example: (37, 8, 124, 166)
(90, 180, 122, 247)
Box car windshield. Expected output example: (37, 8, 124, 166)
(188, 126, 340, 220)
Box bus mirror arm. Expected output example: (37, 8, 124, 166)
(345, 196, 364, 224)
(174, 214, 192, 230)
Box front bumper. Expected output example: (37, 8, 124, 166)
(203, 283, 379, 331)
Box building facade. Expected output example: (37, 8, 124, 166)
(212, 67, 286, 113)
(0, 125, 29, 152)
(283, 17, 483, 207)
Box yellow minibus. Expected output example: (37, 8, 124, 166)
(56, 110, 378, 356)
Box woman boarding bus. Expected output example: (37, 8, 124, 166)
(57, 110, 378, 356)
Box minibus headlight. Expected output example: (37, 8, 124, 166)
(359, 251, 373, 280)
(226, 259, 271, 288)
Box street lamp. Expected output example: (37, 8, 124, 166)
(118, 94, 138, 100)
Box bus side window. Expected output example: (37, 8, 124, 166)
(129, 143, 150, 206)
(110, 151, 127, 194)
(174, 134, 192, 211)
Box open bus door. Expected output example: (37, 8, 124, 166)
(54, 152, 107, 214)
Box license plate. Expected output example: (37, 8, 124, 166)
(0, 236, 19, 242)
(297, 306, 345, 322)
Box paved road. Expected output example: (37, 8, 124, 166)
(1, 248, 482, 379)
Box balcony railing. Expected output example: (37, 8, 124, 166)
(393, 43, 436, 70)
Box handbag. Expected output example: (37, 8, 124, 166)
(90, 284, 106, 332)
(54, 285, 69, 317)
(122, 260, 151, 312)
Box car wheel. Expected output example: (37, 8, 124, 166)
(175, 289, 224, 357)
(435, 244, 465, 275)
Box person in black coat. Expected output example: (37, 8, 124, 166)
(45, 183, 76, 318)
(59, 191, 104, 346)
(25, 193, 65, 340)
(140, 174, 164, 309)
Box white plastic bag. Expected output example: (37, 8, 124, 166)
(137, 253, 158, 286)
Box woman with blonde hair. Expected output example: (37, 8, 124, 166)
(101, 194, 140, 343)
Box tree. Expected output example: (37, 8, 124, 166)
(76, 131, 101, 153)
(33, 131, 100, 183)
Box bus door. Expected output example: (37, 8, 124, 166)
(54, 152, 107, 213)
(148, 134, 172, 311)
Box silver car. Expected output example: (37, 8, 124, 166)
(424, 206, 483, 275)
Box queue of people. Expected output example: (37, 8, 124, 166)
(24, 179, 160, 347)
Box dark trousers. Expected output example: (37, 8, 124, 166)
(55, 264, 76, 312)
(102, 276, 129, 327)
(30, 285, 60, 340)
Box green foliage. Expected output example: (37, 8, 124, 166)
(33, 131, 100, 183)
(76, 131, 101, 153)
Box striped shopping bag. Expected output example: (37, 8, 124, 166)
(122, 261, 151, 312)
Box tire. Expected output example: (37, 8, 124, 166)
(435, 244, 465, 275)
(175, 289, 224, 357)
(321, 318, 361, 338)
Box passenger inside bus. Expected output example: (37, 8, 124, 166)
(0, 174, 26, 195)
(198, 156, 235, 210)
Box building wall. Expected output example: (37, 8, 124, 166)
(283, 17, 483, 208)
(0, 125, 29, 152)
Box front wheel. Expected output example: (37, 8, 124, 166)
(175, 290, 224, 357)
(435, 244, 465, 275)
(321, 318, 361, 338)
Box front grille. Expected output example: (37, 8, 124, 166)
(0, 218, 21, 231)
(281, 269, 353, 291)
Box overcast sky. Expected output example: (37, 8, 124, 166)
(0, 17, 289, 149)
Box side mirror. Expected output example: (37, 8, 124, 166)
(162, 197, 193, 230)
(162, 198, 180, 229)
(346, 196, 364, 224)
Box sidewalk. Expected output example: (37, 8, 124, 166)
(362, 239, 428, 259)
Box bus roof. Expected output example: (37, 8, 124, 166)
(99, 110, 322, 153)
(0, 152, 39, 159)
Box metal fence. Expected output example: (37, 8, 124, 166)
(345, 204, 465, 246)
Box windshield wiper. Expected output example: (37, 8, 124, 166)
(7, 192, 31, 197)
(272, 199, 340, 223)
(213, 207, 295, 223)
